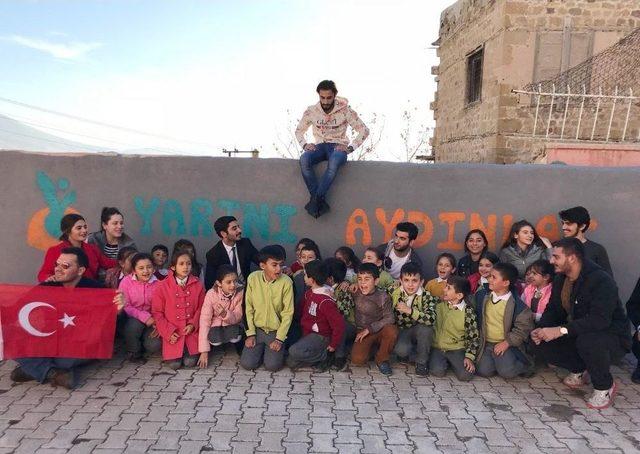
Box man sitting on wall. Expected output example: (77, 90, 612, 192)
(295, 80, 369, 218)
(531, 238, 630, 410)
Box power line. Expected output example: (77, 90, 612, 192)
(0, 95, 216, 150)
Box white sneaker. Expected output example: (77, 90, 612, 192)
(587, 382, 618, 410)
(563, 371, 588, 389)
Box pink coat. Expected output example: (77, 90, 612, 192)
(119, 274, 159, 324)
(198, 286, 244, 352)
(151, 272, 205, 360)
(521, 283, 552, 321)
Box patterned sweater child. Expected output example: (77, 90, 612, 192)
(390, 287, 437, 329)
(433, 299, 480, 361)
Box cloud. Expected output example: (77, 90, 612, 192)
(5, 35, 102, 60)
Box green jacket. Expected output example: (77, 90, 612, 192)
(244, 271, 294, 341)
(390, 287, 437, 329)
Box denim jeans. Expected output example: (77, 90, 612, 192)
(299, 143, 348, 198)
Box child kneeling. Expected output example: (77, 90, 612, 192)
(351, 263, 398, 376)
(430, 276, 480, 381)
(198, 265, 244, 368)
(287, 260, 345, 371)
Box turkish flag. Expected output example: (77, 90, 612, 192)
(0, 284, 117, 360)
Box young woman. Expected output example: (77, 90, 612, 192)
(499, 220, 552, 282)
(37, 213, 117, 282)
(457, 229, 489, 278)
(87, 207, 137, 260)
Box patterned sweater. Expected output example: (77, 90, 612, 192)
(390, 287, 437, 329)
(433, 300, 480, 361)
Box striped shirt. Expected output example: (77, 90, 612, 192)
(103, 243, 119, 260)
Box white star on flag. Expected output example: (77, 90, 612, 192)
(59, 313, 76, 328)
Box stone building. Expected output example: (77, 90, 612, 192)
(431, 0, 640, 164)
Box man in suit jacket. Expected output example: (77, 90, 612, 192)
(205, 216, 259, 290)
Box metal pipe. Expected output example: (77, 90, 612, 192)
(546, 84, 556, 139)
(576, 84, 586, 140)
(532, 84, 541, 137)
(561, 85, 570, 139)
(591, 86, 602, 141)
(606, 86, 618, 142)
(622, 88, 633, 141)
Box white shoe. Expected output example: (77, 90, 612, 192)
(563, 371, 588, 389)
(587, 382, 618, 410)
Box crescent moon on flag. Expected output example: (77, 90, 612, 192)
(18, 302, 56, 337)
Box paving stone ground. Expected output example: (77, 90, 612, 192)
(1, 347, 640, 454)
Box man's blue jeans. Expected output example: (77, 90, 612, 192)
(299, 143, 348, 198)
(16, 357, 88, 385)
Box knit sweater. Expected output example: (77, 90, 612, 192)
(354, 289, 395, 333)
(244, 271, 294, 342)
(301, 288, 346, 350)
(433, 300, 480, 360)
(390, 287, 437, 329)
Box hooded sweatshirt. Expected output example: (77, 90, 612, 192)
(295, 96, 369, 150)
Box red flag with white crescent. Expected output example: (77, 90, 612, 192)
(0, 284, 117, 360)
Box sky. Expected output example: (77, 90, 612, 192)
(0, 0, 454, 160)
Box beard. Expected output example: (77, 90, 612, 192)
(321, 102, 335, 113)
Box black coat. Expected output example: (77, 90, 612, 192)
(540, 259, 630, 344)
(204, 238, 259, 290)
(626, 277, 640, 330)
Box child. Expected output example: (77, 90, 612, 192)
(151, 249, 205, 370)
(198, 265, 244, 368)
(351, 263, 398, 376)
(351, 247, 394, 291)
(152, 244, 169, 280)
(475, 263, 534, 379)
(430, 276, 480, 381)
(335, 246, 360, 281)
(288, 244, 321, 347)
(172, 239, 204, 281)
(240, 245, 294, 372)
(470, 251, 499, 301)
(104, 246, 137, 289)
(521, 260, 554, 325)
(424, 253, 456, 299)
(293, 244, 322, 276)
(391, 262, 437, 376)
(119, 253, 162, 362)
(324, 257, 356, 371)
(287, 260, 345, 372)
(288, 238, 317, 276)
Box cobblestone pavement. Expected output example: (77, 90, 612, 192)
(1, 349, 640, 454)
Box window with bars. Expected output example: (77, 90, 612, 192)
(466, 48, 484, 105)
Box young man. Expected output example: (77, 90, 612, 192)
(204, 216, 259, 290)
(350, 263, 398, 376)
(379, 222, 423, 279)
(296, 80, 369, 218)
(475, 263, 534, 379)
(531, 238, 630, 409)
(287, 260, 345, 372)
(11, 247, 125, 389)
(240, 245, 294, 372)
(558, 206, 613, 276)
(391, 262, 437, 376)
(324, 257, 357, 371)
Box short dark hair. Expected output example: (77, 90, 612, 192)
(316, 80, 337, 94)
(214, 216, 237, 237)
(335, 246, 360, 268)
(324, 258, 347, 283)
(60, 246, 89, 269)
(216, 264, 237, 283)
(463, 229, 489, 255)
(151, 244, 168, 255)
(357, 262, 380, 279)
(131, 252, 153, 270)
(364, 247, 385, 262)
(257, 245, 285, 264)
(479, 251, 500, 265)
(100, 207, 123, 229)
(526, 259, 555, 280)
(304, 260, 328, 286)
(446, 275, 471, 298)
(558, 206, 591, 232)
(59, 213, 85, 241)
(493, 263, 519, 289)
(396, 222, 419, 241)
(436, 252, 457, 269)
(300, 244, 322, 260)
(400, 262, 423, 279)
(170, 249, 193, 267)
(552, 237, 585, 262)
(117, 246, 137, 262)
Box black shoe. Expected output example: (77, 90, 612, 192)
(632, 365, 640, 384)
(519, 361, 536, 378)
(46, 368, 75, 389)
(397, 355, 410, 364)
(10, 366, 35, 383)
(233, 341, 244, 356)
(313, 352, 334, 373)
(377, 361, 393, 376)
(333, 357, 348, 371)
(316, 197, 330, 217)
(304, 196, 319, 217)
(127, 353, 147, 364)
(415, 364, 428, 376)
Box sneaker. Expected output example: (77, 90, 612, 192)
(563, 371, 589, 389)
(396, 355, 410, 364)
(46, 368, 75, 389)
(415, 364, 428, 376)
(587, 382, 618, 409)
(10, 366, 34, 383)
(332, 357, 348, 371)
(632, 365, 640, 384)
(377, 361, 393, 376)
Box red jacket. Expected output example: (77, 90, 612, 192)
(151, 272, 205, 360)
(300, 289, 345, 350)
(37, 241, 117, 282)
(468, 272, 481, 294)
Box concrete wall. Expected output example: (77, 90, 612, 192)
(1, 150, 640, 300)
